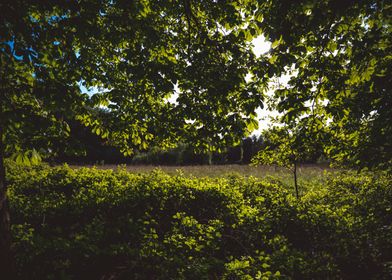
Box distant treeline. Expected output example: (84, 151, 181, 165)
(131, 137, 264, 165)
(52, 120, 324, 165)
(53, 120, 264, 165)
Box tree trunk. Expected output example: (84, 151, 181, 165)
(293, 161, 299, 199)
(0, 125, 16, 279)
(207, 151, 212, 165)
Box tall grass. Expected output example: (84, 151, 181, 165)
(69, 164, 341, 196)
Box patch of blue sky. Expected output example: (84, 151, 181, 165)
(79, 81, 98, 96)
(2, 39, 38, 61)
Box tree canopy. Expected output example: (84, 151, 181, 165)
(254, 0, 391, 169)
(2, 0, 390, 166)
(1, 0, 265, 161)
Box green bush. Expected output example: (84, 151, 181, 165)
(6, 162, 392, 279)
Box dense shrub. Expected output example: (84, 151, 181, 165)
(6, 162, 392, 279)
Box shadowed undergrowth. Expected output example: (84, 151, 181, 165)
(6, 162, 392, 279)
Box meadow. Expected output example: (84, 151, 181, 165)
(73, 163, 333, 178)
(69, 163, 339, 197)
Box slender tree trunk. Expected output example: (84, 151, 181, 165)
(0, 52, 16, 277)
(293, 161, 299, 199)
(0, 125, 16, 279)
(207, 151, 212, 165)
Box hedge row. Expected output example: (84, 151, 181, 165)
(6, 162, 392, 279)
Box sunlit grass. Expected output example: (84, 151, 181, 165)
(70, 163, 342, 196)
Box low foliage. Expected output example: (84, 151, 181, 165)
(6, 162, 392, 279)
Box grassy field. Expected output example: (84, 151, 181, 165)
(70, 163, 333, 176)
(69, 163, 339, 195)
